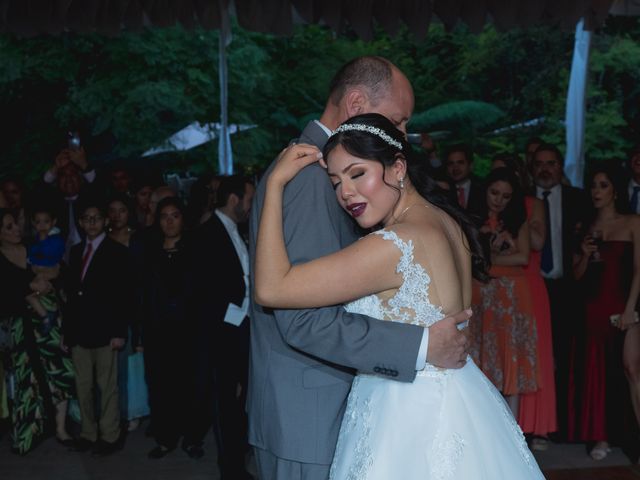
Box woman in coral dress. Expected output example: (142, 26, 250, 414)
(570, 164, 640, 460)
(470, 167, 539, 417)
(491, 154, 557, 442)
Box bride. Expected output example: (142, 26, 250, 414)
(255, 113, 545, 479)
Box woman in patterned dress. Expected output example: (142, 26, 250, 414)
(468, 167, 539, 418)
(0, 208, 74, 454)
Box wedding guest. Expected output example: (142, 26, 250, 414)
(523, 137, 544, 191)
(0, 209, 74, 454)
(62, 196, 132, 456)
(109, 165, 133, 196)
(627, 144, 640, 214)
(0, 177, 29, 239)
(492, 154, 558, 446)
(444, 143, 483, 215)
(107, 194, 149, 433)
(470, 167, 538, 417)
(415, 133, 446, 184)
(131, 175, 155, 228)
(183, 176, 254, 478)
(188, 173, 222, 226)
(133, 185, 176, 253)
(146, 186, 176, 227)
(531, 143, 587, 439)
(571, 164, 640, 460)
(47, 162, 95, 260)
(141, 197, 191, 459)
(44, 143, 95, 182)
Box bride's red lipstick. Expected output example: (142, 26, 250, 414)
(346, 203, 366, 218)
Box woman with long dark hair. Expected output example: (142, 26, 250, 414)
(254, 113, 544, 478)
(0, 209, 74, 453)
(106, 194, 149, 432)
(470, 167, 539, 418)
(570, 164, 640, 460)
(491, 155, 558, 446)
(141, 197, 191, 458)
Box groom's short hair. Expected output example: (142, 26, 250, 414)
(328, 56, 394, 107)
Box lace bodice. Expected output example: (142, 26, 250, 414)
(345, 229, 444, 328)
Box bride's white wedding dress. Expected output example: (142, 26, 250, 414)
(329, 230, 546, 480)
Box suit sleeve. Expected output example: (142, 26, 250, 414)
(254, 162, 424, 382)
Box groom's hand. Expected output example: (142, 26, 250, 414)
(426, 309, 471, 369)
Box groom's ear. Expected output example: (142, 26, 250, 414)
(343, 88, 368, 117)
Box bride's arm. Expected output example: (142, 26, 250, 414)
(255, 145, 402, 309)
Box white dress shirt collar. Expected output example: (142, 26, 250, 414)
(314, 120, 333, 137)
(215, 209, 250, 325)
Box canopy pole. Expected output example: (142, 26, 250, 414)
(564, 18, 592, 188)
(218, 2, 233, 175)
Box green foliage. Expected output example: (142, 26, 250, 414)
(409, 100, 506, 135)
(1, 16, 640, 183)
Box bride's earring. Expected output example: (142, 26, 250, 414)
(399, 177, 405, 190)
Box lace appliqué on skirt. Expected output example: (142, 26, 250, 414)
(330, 376, 374, 480)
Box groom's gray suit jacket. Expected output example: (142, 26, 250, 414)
(247, 120, 424, 465)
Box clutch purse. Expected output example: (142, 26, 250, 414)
(610, 312, 640, 327)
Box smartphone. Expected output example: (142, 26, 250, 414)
(68, 131, 81, 150)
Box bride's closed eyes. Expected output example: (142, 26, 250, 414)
(331, 170, 365, 190)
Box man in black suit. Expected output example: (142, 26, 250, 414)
(532, 143, 587, 440)
(444, 143, 484, 217)
(184, 175, 254, 480)
(62, 196, 132, 456)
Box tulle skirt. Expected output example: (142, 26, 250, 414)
(329, 359, 545, 480)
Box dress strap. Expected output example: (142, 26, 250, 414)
(372, 229, 414, 275)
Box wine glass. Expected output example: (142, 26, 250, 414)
(591, 229, 603, 262)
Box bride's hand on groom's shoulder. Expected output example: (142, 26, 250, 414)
(426, 309, 471, 369)
(269, 143, 323, 187)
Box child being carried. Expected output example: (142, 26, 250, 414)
(26, 206, 65, 335)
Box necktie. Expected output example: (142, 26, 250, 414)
(457, 186, 466, 209)
(541, 190, 554, 274)
(631, 186, 640, 214)
(81, 241, 93, 281)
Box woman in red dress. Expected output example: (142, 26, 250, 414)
(572, 164, 640, 460)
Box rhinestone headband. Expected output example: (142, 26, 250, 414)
(332, 124, 403, 151)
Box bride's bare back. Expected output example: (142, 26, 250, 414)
(379, 203, 472, 318)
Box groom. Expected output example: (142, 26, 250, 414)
(248, 56, 471, 480)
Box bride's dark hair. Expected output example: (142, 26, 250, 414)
(324, 113, 489, 282)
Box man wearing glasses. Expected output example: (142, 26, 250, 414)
(62, 196, 133, 456)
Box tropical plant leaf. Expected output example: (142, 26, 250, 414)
(409, 101, 506, 134)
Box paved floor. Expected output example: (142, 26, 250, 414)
(0, 420, 637, 479)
